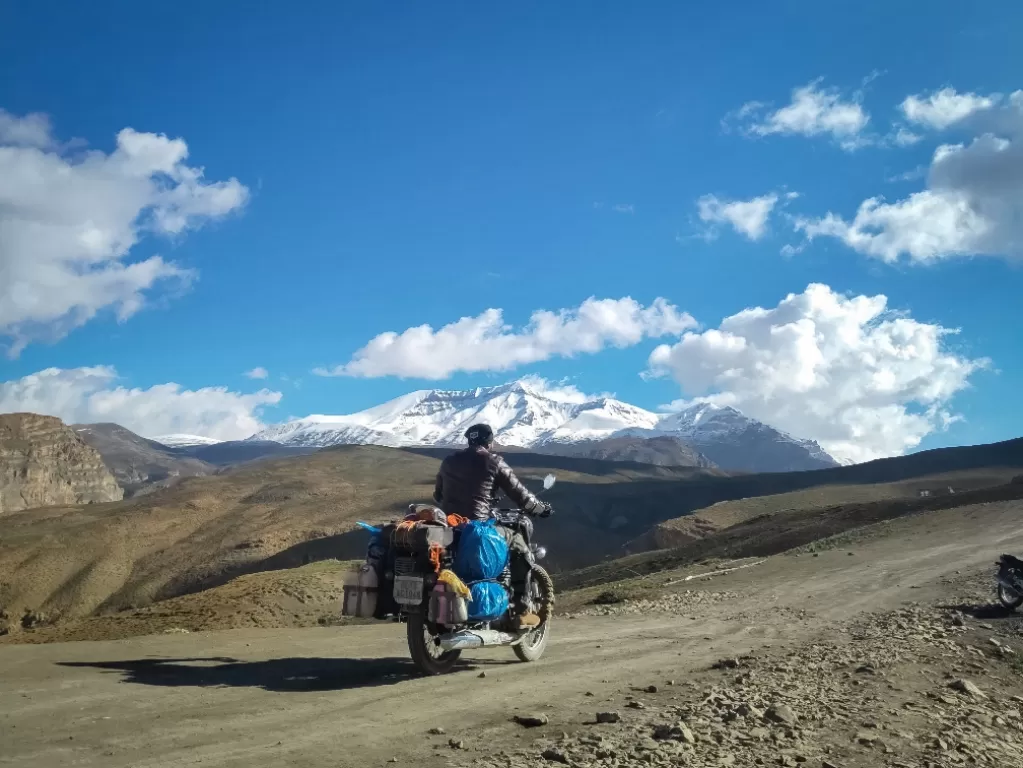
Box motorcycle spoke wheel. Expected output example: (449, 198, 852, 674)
(407, 614, 461, 675)
(514, 565, 553, 663)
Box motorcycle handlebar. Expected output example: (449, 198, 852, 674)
(492, 506, 554, 518)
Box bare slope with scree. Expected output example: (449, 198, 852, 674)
(73, 423, 216, 497)
(1, 435, 1021, 642)
(0, 445, 719, 633)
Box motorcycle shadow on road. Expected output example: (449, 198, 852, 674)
(57, 655, 483, 692)
(939, 602, 1023, 622)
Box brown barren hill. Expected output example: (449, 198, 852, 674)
(3, 435, 1022, 640)
(635, 466, 1023, 553)
(0, 444, 708, 633)
(0, 413, 122, 515)
(562, 475, 1023, 592)
(0, 446, 437, 628)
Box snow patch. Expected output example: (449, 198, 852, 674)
(151, 434, 224, 448)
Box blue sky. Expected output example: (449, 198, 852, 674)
(1, 1, 1021, 461)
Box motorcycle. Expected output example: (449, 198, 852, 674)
(996, 553, 1023, 610)
(347, 474, 557, 676)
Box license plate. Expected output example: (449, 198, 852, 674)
(393, 575, 424, 606)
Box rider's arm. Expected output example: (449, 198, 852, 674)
(493, 457, 540, 512)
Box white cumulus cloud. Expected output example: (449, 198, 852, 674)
(0, 108, 54, 148)
(0, 109, 249, 356)
(646, 284, 987, 463)
(891, 127, 924, 147)
(795, 89, 1023, 263)
(0, 367, 281, 441)
(900, 87, 998, 130)
(317, 297, 697, 379)
(697, 193, 780, 241)
(736, 80, 870, 150)
(244, 367, 269, 380)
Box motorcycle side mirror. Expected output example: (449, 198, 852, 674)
(543, 474, 556, 491)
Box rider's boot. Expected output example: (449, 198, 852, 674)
(516, 611, 541, 629)
(512, 592, 541, 629)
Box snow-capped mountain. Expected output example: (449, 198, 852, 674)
(621, 402, 838, 473)
(151, 434, 224, 448)
(251, 421, 405, 448)
(249, 380, 840, 473)
(250, 381, 658, 448)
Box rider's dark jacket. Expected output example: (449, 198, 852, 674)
(433, 446, 540, 521)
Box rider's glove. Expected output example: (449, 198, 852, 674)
(538, 502, 554, 518)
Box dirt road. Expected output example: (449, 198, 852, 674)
(2, 500, 1022, 768)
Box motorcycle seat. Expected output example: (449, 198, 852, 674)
(1000, 553, 1023, 568)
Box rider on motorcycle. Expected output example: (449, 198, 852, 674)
(433, 423, 553, 629)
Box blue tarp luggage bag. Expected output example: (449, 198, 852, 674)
(454, 519, 510, 621)
(454, 519, 509, 580)
(467, 581, 508, 621)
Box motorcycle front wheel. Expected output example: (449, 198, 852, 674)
(514, 564, 554, 663)
(997, 582, 1023, 610)
(407, 613, 462, 675)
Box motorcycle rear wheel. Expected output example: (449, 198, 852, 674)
(997, 582, 1023, 610)
(514, 565, 554, 663)
(407, 614, 462, 675)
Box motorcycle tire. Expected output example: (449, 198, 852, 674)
(407, 613, 462, 675)
(514, 564, 554, 663)
(997, 582, 1023, 610)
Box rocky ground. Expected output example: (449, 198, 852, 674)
(453, 576, 1023, 768)
(575, 590, 742, 619)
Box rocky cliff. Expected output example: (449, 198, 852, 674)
(0, 413, 123, 514)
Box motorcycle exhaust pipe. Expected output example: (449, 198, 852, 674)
(438, 632, 484, 651)
(438, 629, 519, 652)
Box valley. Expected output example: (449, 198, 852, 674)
(3, 494, 1023, 768)
(2, 425, 1021, 643)
(0, 443, 726, 638)
(3, 405, 1023, 768)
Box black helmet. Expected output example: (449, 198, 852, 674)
(465, 423, 494, 447)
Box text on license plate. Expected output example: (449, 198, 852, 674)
(393, 575, 424, 606)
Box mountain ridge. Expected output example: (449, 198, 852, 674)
(75, 425, 321, 495)
(249, 380, 839, 473)
(73, 423, 215, 497)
